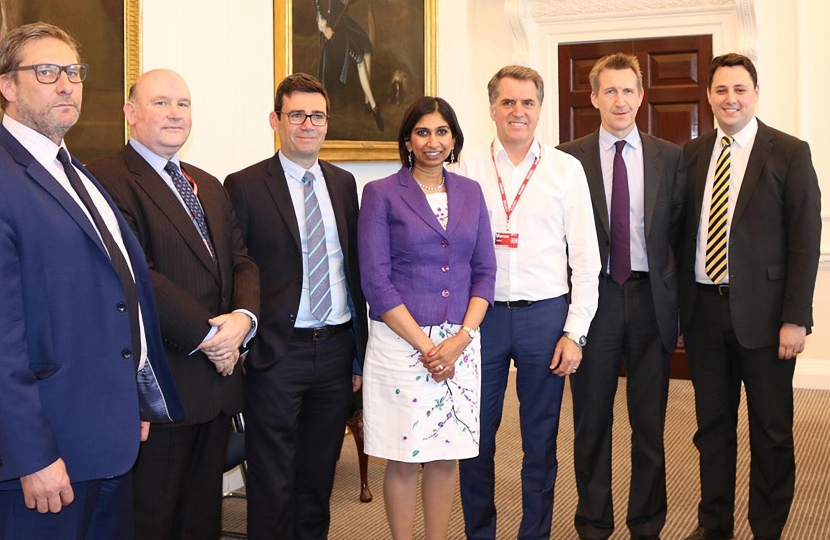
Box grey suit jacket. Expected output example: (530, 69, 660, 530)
(558, 130, 685, 351)
(679, 120, 821, 348)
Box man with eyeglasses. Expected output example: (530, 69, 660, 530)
(0, 23, 182, 540)
(224, 72, 367, 540)
(86, 69, 260, 540)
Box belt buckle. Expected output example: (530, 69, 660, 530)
(717, 284, 729, 296)
(505, 300, 518, 309)
(311, 327, 326, 340)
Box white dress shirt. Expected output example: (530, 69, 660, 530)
(279, 151, 351, 328)
(4, 114, 148, 370)
(598, 126, 648, 273)
(695, 117, 759, 284)
(457, 137, 601, 336)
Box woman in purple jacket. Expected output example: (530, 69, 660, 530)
(358, 97, 496, 539)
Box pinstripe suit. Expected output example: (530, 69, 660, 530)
(87, 143, 260, 539)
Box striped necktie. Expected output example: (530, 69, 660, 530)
(303, 171, 332, 322)
(705, 135, 733, 283)
(164, 161, 216, 261)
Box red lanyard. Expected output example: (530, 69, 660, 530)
(490, 141, 540, 231)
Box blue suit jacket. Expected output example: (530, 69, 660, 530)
(0, 125, 182, 489)
(358, 167, 496, 325)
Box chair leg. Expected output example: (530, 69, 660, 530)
(345, 410, 373, 502)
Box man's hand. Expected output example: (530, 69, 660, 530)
(778, 323, 806, 360)
(20, 458, 74, 514)
(353, 375, 362, 393)
(211, 349, 240, 377)
(140, 421, 151, 442)
(199, 312, 251, 363)
(551, 336, 583, 377)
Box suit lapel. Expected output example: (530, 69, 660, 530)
(123, 145, 219, 282)
(265, 154, 303, 253)
(733, 121, 772, 226)
(320, 161, 352, 258)
(444, 172, 465, 237)
(641, 133, 663, 240)
(399, 169, 450, 238)
(0, 126, 109, 257)
(581, 133, 610, 238)
(691, 132, 717, 229)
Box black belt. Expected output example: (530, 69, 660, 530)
(604, 271, 649, 282)
(698, 283, 730, 297)
(493, 300, 535, 309)
(292, 321, 351, 341)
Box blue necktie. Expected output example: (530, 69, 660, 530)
(610, 140, 631, 285)
(164, 161, 216, 261)
(303, 171, 332, 322)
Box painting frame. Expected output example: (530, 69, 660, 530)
(274, 0, 437, 161)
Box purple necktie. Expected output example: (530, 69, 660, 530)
(610, 140, 631, 285)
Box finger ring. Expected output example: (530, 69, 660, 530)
(438, 365, 444, 371)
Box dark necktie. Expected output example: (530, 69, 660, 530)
(303, 171, 332, 322)
(705, 135, 733, 284)
(164, 161, 216, 261)
(57, 148, 141, 367)
(610, 140, 631, 285)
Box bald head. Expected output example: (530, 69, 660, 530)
(125, 69, 192, 159)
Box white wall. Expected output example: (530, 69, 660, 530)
(142, 0, 829, 386)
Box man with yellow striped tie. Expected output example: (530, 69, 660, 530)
(678, 53, 821, 540)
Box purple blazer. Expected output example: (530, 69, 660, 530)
(358, 166, 496, 325)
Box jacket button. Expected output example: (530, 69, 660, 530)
(441, 239, 449, 248)
(441, 289, 450, 298)
(116, 302, 127, 312)
(122, 349, 132, 359)
(441, 265, 449, 273)
(289, 314, 296, 322)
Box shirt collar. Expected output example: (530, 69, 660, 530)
(278, 150, 322, 185)
(3, 114, 66, 167)
(129, 138, 180, 176)
(718, 116, 758, 149)
(492, 136, 541, 165)
(598, 125, 641, 151)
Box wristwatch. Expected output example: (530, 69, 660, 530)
(460, 325, 479, 340)
(563, 332, 587, 347)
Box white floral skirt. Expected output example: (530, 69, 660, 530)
(363, 320, 481, 462)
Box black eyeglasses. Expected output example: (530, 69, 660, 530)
(8, 63, 88, 84)
(279, 110, 329, 126)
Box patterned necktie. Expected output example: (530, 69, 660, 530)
(303, 171, 332, 322)
(57, 148, 141, 368)
(164, 161, 216, 261)
(705, 135, 733, 284)
(610, 140, 631, 285)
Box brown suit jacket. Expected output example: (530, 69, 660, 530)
(679, 120, 821, 348)
(87, 144, 260, 425)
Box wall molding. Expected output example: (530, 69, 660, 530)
(793, 358, 830, 390)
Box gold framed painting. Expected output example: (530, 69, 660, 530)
(0, 0, 140, 163)
(274, 0, 437, 161)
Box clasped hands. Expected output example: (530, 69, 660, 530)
(198, 312, 252, 376)
(420, 332, 472, 383)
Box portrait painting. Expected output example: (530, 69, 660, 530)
(0, 0, 137, 163)
(276, 0, 436, 160)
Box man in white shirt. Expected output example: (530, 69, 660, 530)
(457, 64, 601, 540)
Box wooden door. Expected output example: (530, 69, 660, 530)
(558, 35, 714, 379)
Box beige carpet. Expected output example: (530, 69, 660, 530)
(222, 373, 830, 539)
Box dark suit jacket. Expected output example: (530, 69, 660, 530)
(0, 126, 181, 489)
(224, 154, 368, 372)
(558, 130, 685, 351)
(679, 120, 821, 348)
(87, 144, 260, 425)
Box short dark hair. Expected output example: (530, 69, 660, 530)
(708, 53, 758, 89)
(274, 72, 330, 115)
(487, 65, 544, 106)
(0, 22, 81, 109)
(397, 96, 464, 166)
(589, 53, 643, 93)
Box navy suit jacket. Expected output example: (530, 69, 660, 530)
(0, 125, 182, 489)
(358, 167, 496, 325)
(558, 131, 685, 351)
(679, 120, 821, 348)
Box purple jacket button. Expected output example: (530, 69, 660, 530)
(441, 239, 449, 248)
(441, 265, 449, 273)
(441, 289, 450, 298)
